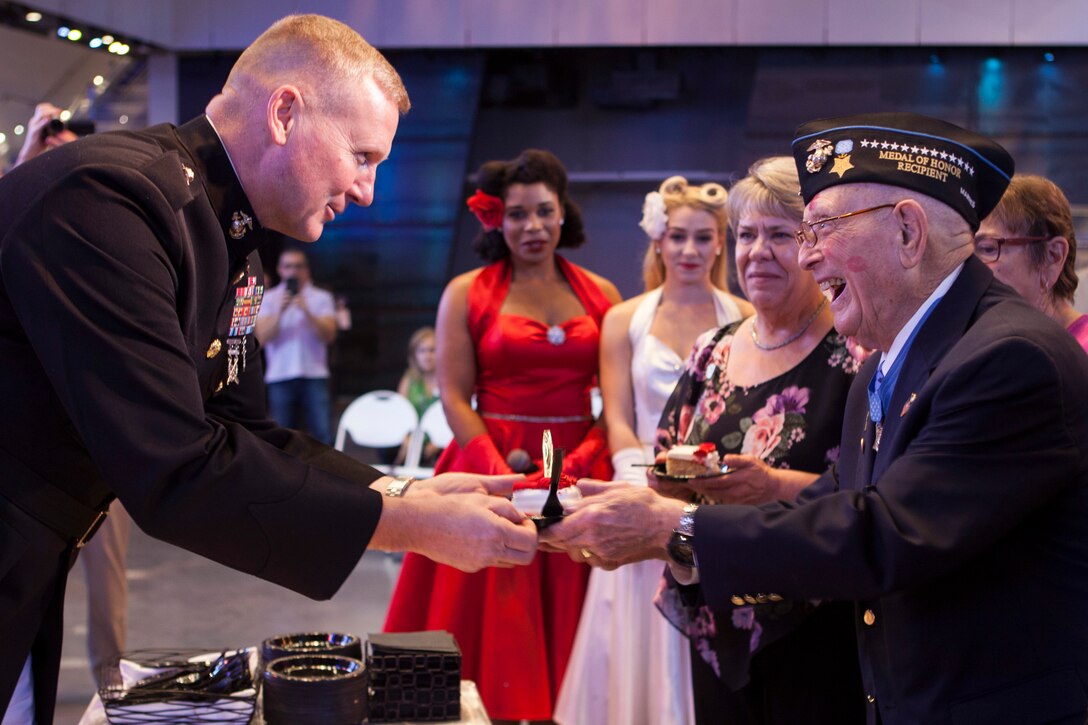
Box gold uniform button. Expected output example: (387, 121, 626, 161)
(730, 596, 746, 606)
(863, 609, 876, 626)
(206, 339, 222, 358)
(214, 380, 224, 394)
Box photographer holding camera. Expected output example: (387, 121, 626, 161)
(256, 247, 338, 443)
(12, 103, 84, 168)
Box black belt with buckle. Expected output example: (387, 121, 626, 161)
(0, 447, 112, 549)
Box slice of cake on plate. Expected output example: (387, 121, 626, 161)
(665, 442, 720, 477)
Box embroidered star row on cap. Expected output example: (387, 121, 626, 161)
(859, 139, 975, 176)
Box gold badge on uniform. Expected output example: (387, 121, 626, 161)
(900, 392, 917, 417)
(229, 211, 253, 240)
(182, 164, 195, 186)
(805, 139, 834, 173)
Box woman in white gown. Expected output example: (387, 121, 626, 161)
(556, 177, 751, 725)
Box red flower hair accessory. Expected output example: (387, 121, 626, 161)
(466, 188, 505, 231)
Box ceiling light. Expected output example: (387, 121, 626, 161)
(93, 75, 105, 86)
(89, 37, 102, 48)
(67, 29, 83, 41)
(59, 110, 72, 122)
(101, 35, 114, 44)
(0, 133, 6, 144)
(117, 44, 130, 55)
(108, 41, 121, 53)
(57, 26, 70, 38)
(25, 11, 42, 22)
(119, 115, 129, 125)
(14, 125, 25, 136)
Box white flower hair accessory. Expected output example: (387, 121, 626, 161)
(639, 190, 668, 240)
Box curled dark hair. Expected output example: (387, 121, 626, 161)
(470, 149, 586, 262)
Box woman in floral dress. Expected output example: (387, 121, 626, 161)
(654, 157, 865, 724)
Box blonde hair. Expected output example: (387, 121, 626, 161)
(227, 14, 410, 114)
(641, 176, 730, 292)
(726, 157, 805, 235)
(405, 326, 436, 380)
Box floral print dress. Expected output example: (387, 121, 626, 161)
(655, 320, 864, 724)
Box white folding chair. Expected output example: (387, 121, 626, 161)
(419, 400, 454, 449)
(334, 390, 419, 456)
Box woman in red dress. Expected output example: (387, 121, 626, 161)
(384, 149, 621, 722)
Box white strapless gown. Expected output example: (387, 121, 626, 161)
(555, 287, 743, 725)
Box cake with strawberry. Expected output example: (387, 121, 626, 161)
(665, 442, 721, 477)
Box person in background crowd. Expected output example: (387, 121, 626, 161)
(256, 247, 338, 444)
(13, 102, 78, 168)
(385, 149, 621, 723)
(556, 176, 750, 725)
(0, 16, 536, 724)
(975, 174, 1088, 351)
(395, 326, 442, 466)
(542, 113, 1088, 725)
(651, 157, 863, 725)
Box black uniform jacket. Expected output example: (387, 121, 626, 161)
(0, 117, 384, 718)
(694, 257, 1088, 725)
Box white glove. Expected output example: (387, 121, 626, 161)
(611, 447, 648, 486)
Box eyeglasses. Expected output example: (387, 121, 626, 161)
(795, 204, 897, 249)
(972, 235, 1050, 263)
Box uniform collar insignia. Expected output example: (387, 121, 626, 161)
(182, 164, 195, 186)
(229, 210, 253, 240)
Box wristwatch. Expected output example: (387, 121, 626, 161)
(666, 503, 699, 568)
(384, 475, 416, 497)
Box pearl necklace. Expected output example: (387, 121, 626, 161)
(750, 297, 828, 351)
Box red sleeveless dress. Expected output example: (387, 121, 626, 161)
(384, 256, 613, 720)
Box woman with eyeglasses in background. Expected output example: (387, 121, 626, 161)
(975, 174, 1088, 351)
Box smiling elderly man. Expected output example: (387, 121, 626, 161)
(543, 113, 1088, 724)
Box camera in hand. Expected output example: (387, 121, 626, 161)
(41, 117, 96, 141)
(285, 277, 299, 295)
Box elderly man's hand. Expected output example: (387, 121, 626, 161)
(539, 482, 687, 570)
(401, 492, 538, 572)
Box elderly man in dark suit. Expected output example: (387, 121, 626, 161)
(0, 14, 536, 724)
(544, 113, 1088, 724)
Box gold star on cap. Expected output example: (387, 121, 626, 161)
(829, 154, 855, 178)
(181, 164, 195, 186)
(229, 211, 253, 240)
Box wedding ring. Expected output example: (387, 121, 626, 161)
(580, 548, 594, 560)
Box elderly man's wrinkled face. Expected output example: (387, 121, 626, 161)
(798, 187, 902, 350)
(269, 77, 400, 243)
